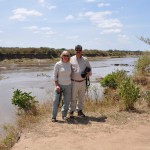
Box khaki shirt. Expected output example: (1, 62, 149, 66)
(70, 55, 92, 80)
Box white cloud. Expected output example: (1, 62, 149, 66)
(65, 15, 74, 20)
(37, 0, 45, 3)
(84, 11, 112, 21)
(101, 29, 121, 34)
(41, 27, 52, 30)
(97, 19, 123, 29)
(117, 34, 130, 43)
(9, 8, 42, 21)
(97, 3, 110, 7)
(24, 26, 39, 30)
(46, 5, 56, 10)
(66, 35, 78, 39)
(45, 30, 56, 35)
(85, 0, 96, 3)
(0, 30, 3, 33)
(37, 0, 56, 10)
(82, 11, 123, 34)
(24, 25, 56, 35)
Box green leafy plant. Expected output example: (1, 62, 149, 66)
(118, 78, 140, 110)
(100, 73, 117, 89)
(135, 54, 150, 75)
(145, 91, 150, 107)
(11, 89, 38, 113)
(100, 70, 127, 89)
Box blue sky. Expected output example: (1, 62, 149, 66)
(0, 0, 150, 50)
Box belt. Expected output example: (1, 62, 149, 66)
(71, 79, 85, 82)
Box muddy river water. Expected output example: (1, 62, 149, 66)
(0, 57, 137, 129)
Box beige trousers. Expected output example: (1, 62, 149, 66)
(70, 80, 86, 112)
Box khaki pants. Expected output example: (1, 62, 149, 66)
(70, 80, 86, 112)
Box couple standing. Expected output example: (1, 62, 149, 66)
(51, 45, 92, 122)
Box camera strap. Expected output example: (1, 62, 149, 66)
(86, 77, 90, 88)
(58, 89, 63, 108)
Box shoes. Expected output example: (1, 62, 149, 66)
(69, 111, 74, 119)
(51, 118, 57, 122)
(78, 110, 86, 118)
(62, 116, 68, 121)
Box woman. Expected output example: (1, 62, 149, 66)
(51, 51, 72, 122)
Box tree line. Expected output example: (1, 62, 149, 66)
(0, 47, 144, 60)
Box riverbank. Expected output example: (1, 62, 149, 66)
(11, 104, 150, 150)
(0, 56, 108, 63)
(0, 55, 134, 65)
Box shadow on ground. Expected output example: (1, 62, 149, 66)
(66, 115, 107, 125)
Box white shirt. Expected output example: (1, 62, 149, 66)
(53, 61, 71, 85)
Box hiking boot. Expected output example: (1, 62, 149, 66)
(69, 111, 74, 119)
(62, 116, 68, 121)
(51, 118, 57, 122)
(78, 110, 86, 118)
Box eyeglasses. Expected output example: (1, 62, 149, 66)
(63, 55, 69, 57)
(75, 49, 82, 52)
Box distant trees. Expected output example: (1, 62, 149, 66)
(0, 47, 144, 61)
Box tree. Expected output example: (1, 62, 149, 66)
(139, 36, 150, 46)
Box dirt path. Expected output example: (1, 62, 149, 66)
(11, 111, 150, 150)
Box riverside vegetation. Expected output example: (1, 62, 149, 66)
(0, 51, 150, 150)
(0, 47, 143, 61)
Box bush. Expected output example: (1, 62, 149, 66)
(145, 91, 150, 107)
(135, 54, 150, 75)
(118, 78, 140, 110)
(100, 73, 117, 89)
(100, 70, 127, 89)
(11, 89, 38, 114)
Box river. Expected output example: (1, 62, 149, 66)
(0, 57, 138, 129)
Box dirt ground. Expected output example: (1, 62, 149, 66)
(11, 110, 150, 150)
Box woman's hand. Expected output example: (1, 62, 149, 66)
(56, 85, 60, 93)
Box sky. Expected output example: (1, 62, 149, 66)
(0, 0, 150, 51)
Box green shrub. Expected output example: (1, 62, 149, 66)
(135, 54, 150, 75)
(100, 70, 127, 89)
(100, 73, 117, 89)
(118, 78, 140, 110)
(11, 89, 38, 113)
(145, 91, 150, 107)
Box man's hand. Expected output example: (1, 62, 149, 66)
(86, 72, 90, 77)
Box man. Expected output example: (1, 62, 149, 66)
(69, 45, 92, 118)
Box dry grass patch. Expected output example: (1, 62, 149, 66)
(0, 100, 52, 150)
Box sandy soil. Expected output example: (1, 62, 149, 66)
(11, 110, 150, 150)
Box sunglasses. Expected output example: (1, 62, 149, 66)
(63, 55, 69, 57)
(75, 49, 82, 52)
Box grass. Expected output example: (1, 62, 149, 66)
(135, 53, 150, 75)
(0, 100, 52, 150)
(0, 125, 19, 150)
